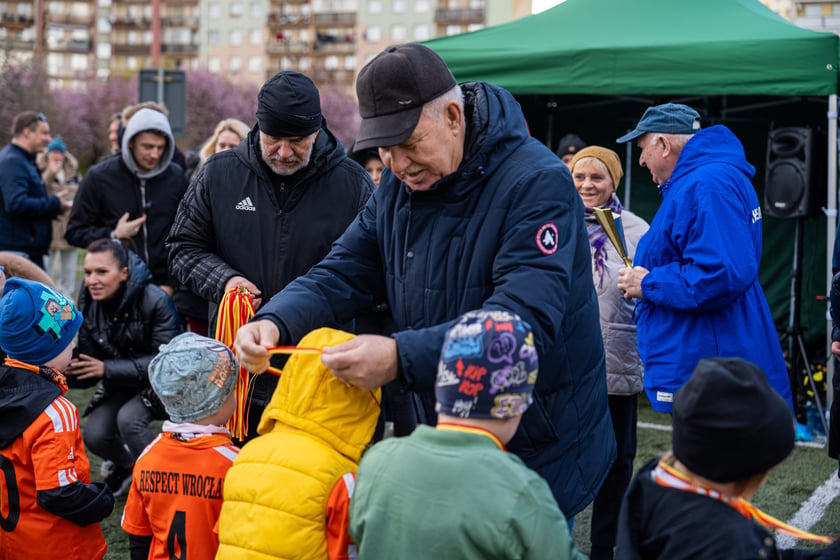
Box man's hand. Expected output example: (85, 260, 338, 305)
(225, 276, 263, 310)
(617, 266, 650, 300)
(65, 353, 105, 381)
(113, 211, 146, 239)
(47, 158, 63, 175)
(321, 335, 398, 390)
(234, 320, 280, 373)
(832, 340, 840, 359)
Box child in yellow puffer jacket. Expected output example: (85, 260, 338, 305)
(216, 327, 381, 560)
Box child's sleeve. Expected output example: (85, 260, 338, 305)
(31, 396, 115, 526)
(325, 472, 357, 560)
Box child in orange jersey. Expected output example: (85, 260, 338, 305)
(121, 332, 239, 560)
(0, 278, 114, 560)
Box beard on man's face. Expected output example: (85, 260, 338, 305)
(261, 141, 313, 177)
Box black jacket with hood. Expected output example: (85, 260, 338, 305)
(167, 123, 372, 320)
(76, 252, 181, 412)
(66, 108, 187, 287)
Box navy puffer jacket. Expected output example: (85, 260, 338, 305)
(256, 82, 615, 516)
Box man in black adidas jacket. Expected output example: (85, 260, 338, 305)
(167, 71, 373, 442)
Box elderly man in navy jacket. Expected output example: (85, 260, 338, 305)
(234, 44, 615, 518)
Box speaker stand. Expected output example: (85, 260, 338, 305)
(779, 218, 829, 436)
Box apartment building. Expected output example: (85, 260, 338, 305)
(2, 0, 525, 92)
(108, 0, 200, 76)
(0, 0, 96, 89)
(201, 0, 268, 88)
(759, 0, 840, 34)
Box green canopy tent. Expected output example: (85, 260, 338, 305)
(424, 0, 840, 401)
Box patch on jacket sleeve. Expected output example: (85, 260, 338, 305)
(535, 222, 559, 255)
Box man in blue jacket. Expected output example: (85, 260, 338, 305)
(234, 43, 615, 518)
(0, 111, 72, 267)
(616, 103, 794, 414)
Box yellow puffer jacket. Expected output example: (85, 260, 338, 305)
(216, 328, 381, 559)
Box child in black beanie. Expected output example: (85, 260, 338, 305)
(615, 357, 838, 560)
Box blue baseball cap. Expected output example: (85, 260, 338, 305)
(616, 103, 702, 143)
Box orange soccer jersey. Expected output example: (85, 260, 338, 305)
(0, 394, 107, 560)
(121, 428, 239, 560)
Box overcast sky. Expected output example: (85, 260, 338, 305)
(531, 0, 565, 14)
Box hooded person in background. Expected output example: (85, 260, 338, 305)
(556, 133, 587, 168)
(66, 108, 187, 294)
(38, 136, 81, 298)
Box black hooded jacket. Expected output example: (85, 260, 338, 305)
(167, 123, 372, 320)
(66, 109, 187, 287)
(76, 252, 181, 396)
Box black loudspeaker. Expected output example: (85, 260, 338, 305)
(763, 127, 824, 219)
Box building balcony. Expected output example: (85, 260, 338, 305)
(313, 34, 355, 53)
(111, 42, 151, 54)
(47, 67, 95, 80)
(161, 42, 198, 55)
(48, 39, 92, 52)
(310, 67, 354, 85)
(267, 39, 310, 54)
(160, 16, 200, 29)
(434, 7, 484, 22)
(0, 13, 35, 29)
(313, 12, 356, 25)
(269, 0, 308, 7)
(268, 12, 311, 27)
(110, 16, 150, 29)
(44, 13, 95, 27)
(795, 15, 840, 32)
(0, 36, 36, 49)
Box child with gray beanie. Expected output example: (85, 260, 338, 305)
(121, 332, 239, 560)
(349, 309, 587, 560)
(616, 357, 838, 559)
(0, 278, 113, 560)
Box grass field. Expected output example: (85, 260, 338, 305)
(66, 387, 840, 558)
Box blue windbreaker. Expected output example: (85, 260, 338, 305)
(255, 81, 615, 517)
(635, 125, 793, 412)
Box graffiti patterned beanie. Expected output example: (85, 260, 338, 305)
(435, 309, 538, 419)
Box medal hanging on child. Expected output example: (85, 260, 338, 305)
(214, 287, 256, 441)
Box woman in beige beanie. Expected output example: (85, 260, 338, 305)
(570, 145, 649, 560)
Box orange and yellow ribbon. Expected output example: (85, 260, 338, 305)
(214, 287, 255, 441)
(653, 459, 835, 544)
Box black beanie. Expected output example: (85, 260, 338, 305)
(672, 357, 795, 483)
(256, 71, 322, 138)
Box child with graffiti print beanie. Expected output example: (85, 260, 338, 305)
(0, 278, 113, 560)
(350, 309, 587, 560)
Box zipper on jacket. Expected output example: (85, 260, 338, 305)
(139, 180, 150, 264)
